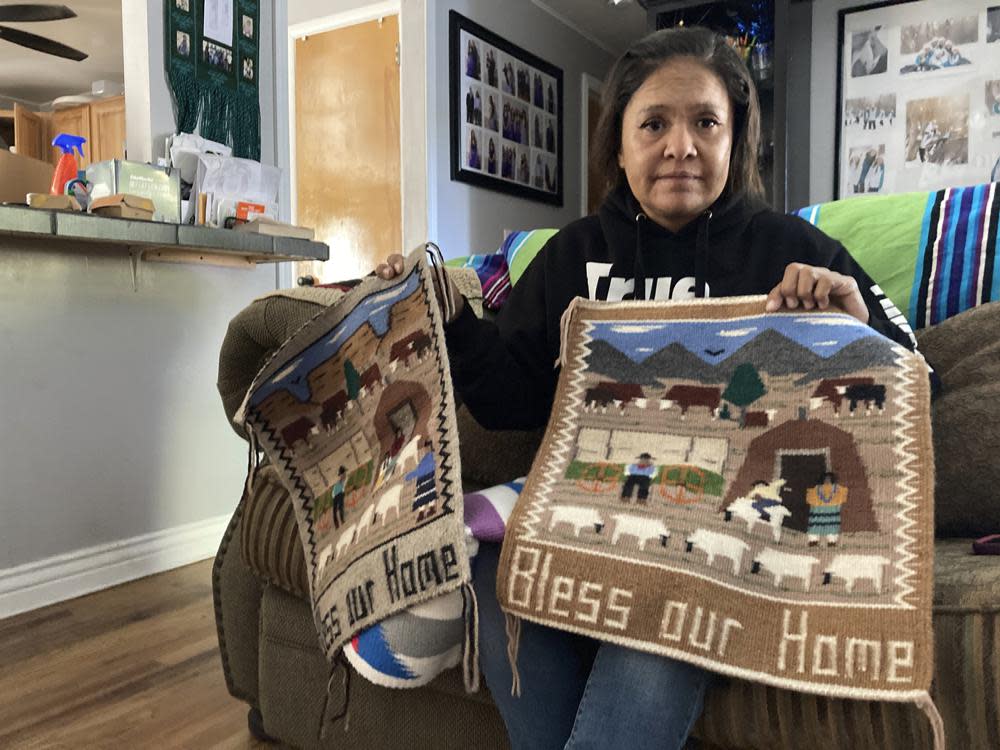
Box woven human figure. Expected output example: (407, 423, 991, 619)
(621, 453, 657, 503)
(806, 472, 849, 546)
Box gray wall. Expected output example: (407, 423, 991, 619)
(785, 0, 813, 211)
(427, 0, 615, 258)
(0, 241, 275, 569)
(0, 1, 286, 572)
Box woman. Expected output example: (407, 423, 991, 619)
(866, 156, 885, 193)
(378, 26, 913, 750)
(467, 131, 481, 170)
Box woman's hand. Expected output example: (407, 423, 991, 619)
(765, 263, 869, 324)
(374, 253, 465, 323)
(375, 253, 406, 280)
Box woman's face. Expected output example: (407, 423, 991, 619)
(618, 58, 733, 232)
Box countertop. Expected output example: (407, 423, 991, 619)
(0, 204, 329, 264)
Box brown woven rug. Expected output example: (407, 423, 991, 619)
(497, 296, 942, 742)
(235, 251, 469, 663)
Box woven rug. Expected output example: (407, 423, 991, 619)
(497, 295, 942, 741)
(235, 251, 471, 669)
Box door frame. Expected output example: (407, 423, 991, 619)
(283, 1, 404, 287)
(580, 72, 603, 217)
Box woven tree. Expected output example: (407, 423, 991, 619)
(723, 363, 766, 424)
(345, 359, 361, 401)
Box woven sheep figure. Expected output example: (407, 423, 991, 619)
(822, 554, 892, 593)
(374, 483, 405, 525)
(685, 529, 750, 575)
(334, 521, 357, 559)
(354, 503, 376, 538)
(750, 547, 819, 590)
(317, 544, 334, 574)
(609, 513, 671, 548)
(725, 491, 792, 543)
(548, 504, 605, 536)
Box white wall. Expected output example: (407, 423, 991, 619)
(0, 0, 288, 615)
(0, 242, 275, 572)
(289, 0, 377, 26)
(427, 0, 615, 258)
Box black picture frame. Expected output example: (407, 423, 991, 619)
(449, 11, 563, 206)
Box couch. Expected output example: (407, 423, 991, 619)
(214, 197, 1000, 750)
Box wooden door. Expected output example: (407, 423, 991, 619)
(13, 104, 47, 162)
(50, 105, 92, 168)
(779, 452, 828, 533)
(89, 96, 126, 163)
(294, 16, 401, 284)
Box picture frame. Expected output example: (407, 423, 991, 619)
(836, 0, 1000, 198)
(449, 11, 563, 206)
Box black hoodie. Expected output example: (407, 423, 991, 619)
(446, 184, 916, 431)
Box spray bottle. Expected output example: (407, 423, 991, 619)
(50, 133, 87, 196)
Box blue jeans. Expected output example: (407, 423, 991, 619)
(474, 542, 712, 750)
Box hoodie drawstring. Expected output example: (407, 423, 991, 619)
(633, 213, 648, 300)
(695, 210, 712, 298)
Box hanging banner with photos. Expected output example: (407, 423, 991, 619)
(165, 0, 260, 160)
(449, 11, 564, 206)
(836, 0, 1000, 198)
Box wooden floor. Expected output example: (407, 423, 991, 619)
(0, 560, 267, 749)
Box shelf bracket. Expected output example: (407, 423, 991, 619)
(129, 248, 144, 292)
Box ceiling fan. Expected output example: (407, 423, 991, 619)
(0, 4, 88, 61)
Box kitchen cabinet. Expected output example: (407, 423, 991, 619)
(88, 96, 126, 164)
(50, 104, 92, 168)
(13, 103, 47, 163)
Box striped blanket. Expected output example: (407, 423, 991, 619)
(795, 182, 1000, 329)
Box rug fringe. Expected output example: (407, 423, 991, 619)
(320, 652, 352, 739)
(461, 582, 481, 693)
(504, 612, 522, 697)
(556, 300, 577, 369)
(425, 241, 459, 323)
(915, 692, 945, 749)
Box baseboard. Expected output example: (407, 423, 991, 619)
(0, 514, 232, 619)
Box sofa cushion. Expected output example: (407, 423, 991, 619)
(915, 301, 1000, 537)
(241, 464, 309, 599)
(455, 404, 543, 492)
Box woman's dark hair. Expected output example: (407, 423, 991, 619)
(592, 26, 764, 202)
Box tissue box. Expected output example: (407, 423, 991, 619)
(86, 160, 181, 223)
